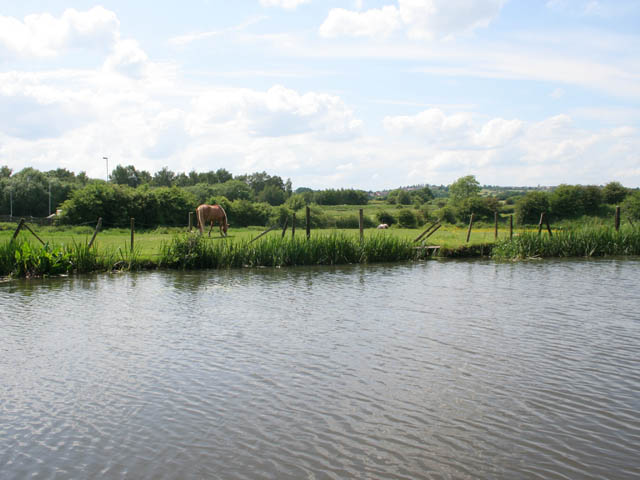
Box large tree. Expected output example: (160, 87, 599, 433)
(448, 175, 481, 205)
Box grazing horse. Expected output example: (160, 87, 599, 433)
(377, 223, 389, 229)
(196, 204, 228, 237)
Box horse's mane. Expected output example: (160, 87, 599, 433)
(218, 205, 228, 225)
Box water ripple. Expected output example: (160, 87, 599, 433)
(1, 259, 640, 479)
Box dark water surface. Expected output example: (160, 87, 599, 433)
(1, 259, 639, 479)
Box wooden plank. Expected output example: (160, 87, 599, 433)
(466, 213, 474, 243)
(11, 218, 25, 241)
(250, 225, 277, 243)
(22, 222, 46, 246)
(88, 217, 102, 249)
(413, 222, 438, 242)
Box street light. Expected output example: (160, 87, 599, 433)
(103, 156, 109, 181)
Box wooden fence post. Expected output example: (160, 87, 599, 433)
(11, 218, 25, 242)
(130, 218, 135, 252)
(494, 211, 498, 239)
(545, 215, 553, 237)
(250, 225, 277, 243)
(538, 213, 544, 235)
(359, 209, 364, 241)
(615, 206, 620, 231)
(292, 213, 296, 239)
(510, 215, 513, 240)
(306, 206, 310, 240)
(189, 211, 193, 232)
(281, 216, 289, 238)
(466, 213, 474, 243)
(414, 222, 440, 243)
(88, 217, 102, 249)
(22, 223, 46, 246)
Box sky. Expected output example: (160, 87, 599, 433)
(0, 0, 639, 190)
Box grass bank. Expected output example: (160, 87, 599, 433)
(493, 226, 640, 259)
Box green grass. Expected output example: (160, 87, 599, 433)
(493, 225, 640, 259)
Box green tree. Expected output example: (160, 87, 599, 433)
(514, 191, 550, 225)
(621, 191, 640, 221)
(397, 209, 417, 228)
(549, 184, 585, 219)
(258, 184, 286, 206)
(602, 181, 628, 204)
(152, 167, 175, 187)
(0, 165, 12, 179)
(449, 175, 481, 205)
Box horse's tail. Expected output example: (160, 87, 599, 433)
(196, 205, 204, 234)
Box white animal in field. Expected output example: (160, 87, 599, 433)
(377, 223, 389, 229)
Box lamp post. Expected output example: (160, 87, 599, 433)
(104, 156, 109, 181)
(48, 179, 51, 216)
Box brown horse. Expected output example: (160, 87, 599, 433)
(196, 204, 228, 237)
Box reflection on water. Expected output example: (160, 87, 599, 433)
(1, 259, 640, 479)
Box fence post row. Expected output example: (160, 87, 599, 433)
(306, 206, 311, 240)
(359, 209, 364, 241)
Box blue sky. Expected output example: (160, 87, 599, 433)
(1, 0, 639, 189)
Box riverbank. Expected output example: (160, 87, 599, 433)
(2, 225, 639, 278)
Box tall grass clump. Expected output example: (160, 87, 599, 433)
(159, 232, 429, 269)
(492, 225, 640, 259)
(0, 240, 74, 277)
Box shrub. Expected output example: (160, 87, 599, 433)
(515, 191, 550, 225)
(397, 209, 417, 228)
(376, 210, 396, 226)
(621, 191, 640, 221)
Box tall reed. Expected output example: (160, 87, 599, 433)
(159, 232, 429, 269)
(492, 225, 640, 259)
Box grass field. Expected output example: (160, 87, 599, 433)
(1, 220, 515, 262)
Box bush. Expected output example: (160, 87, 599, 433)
(397, 209, 417, 228)
(515, 191, 550, 225)
(622, 191, 640, 221)
(456, 197, 499, 222)
(376, 210, 396, 226)
(435, 206, 457, 224)
(603, 181, 628, 204)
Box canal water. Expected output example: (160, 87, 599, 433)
(1, 259, 639, 479)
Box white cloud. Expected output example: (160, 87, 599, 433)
(188, 85, 363, 141)
(103, 39, 150, 77)
(319, 0, 507, 40)
(260, 0, 310, 9)
(0, 7, 119, 57)
(319, 6, 401, 38)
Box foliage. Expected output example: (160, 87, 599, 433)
(435, 206, 457, 224)
(492, 226, 640, 259)
(602, 181, 628, 204)
(621, 190, 640, 221)
(397, 209, 417, 228)
(60, 183, 197, 228)
(376, 210, 396, 226)
(313, 188, 369, 205)
(159, 232, 429, 269)
(448, 175, 481, 205)
(456, 197, 499, 222)
(514, 191, 550, 225)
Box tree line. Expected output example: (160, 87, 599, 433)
(0, 165, 370, 226)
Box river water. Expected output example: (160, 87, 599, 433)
(1, 259, 639, 479)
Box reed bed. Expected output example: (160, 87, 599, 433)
(492, 226, 640, 259)
(159, 232, 428, 269)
